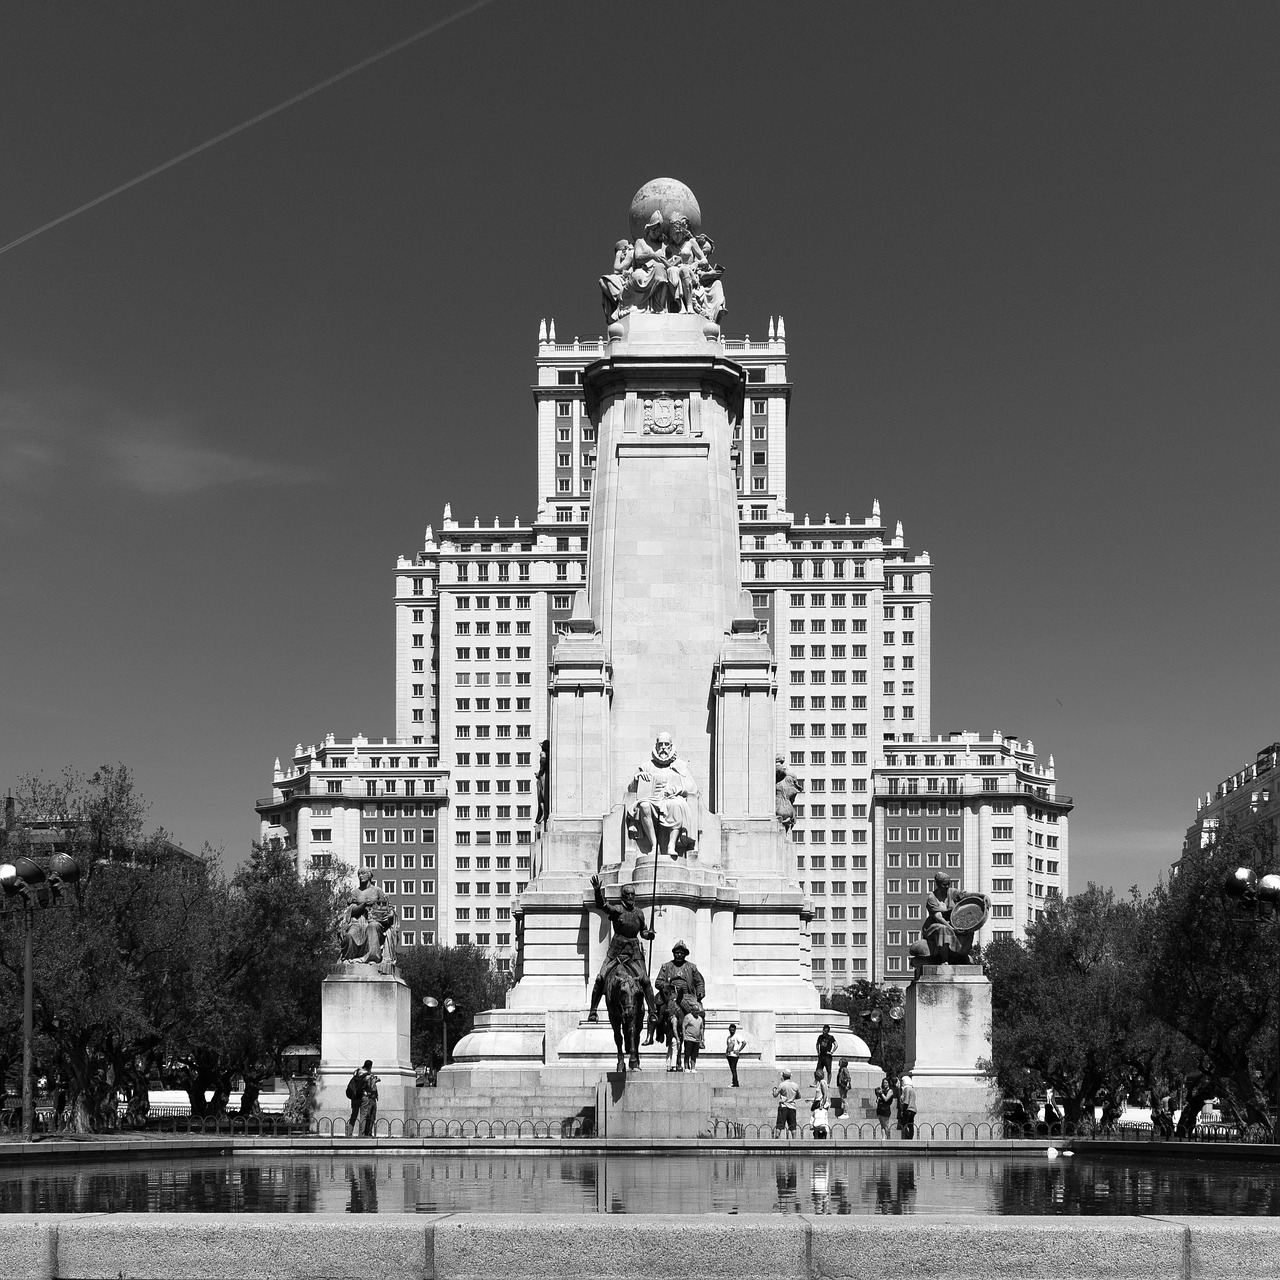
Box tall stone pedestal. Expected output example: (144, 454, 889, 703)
(596, 1072, 713, 1139)
(315, 968, 417, 1126)
(903, 964, 999, 1129)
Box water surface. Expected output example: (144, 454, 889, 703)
(2, 1151, 1277, 1215)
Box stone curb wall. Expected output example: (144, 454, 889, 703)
(2, 1213, 1279, 1280)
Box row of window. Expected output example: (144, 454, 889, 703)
(454, 832, 534, 845)
(363, 829, 437, 844)
(455, 621, 533, 636)
(790, 723, 869, 738)
(453, 806, 533, 820)
(810, 933, 868, 947)
(810, 958, 866, 973)
(886, 852, 959, 868)
(453, 883, 523, 897)
(452, 563, 533, 582)
(368, 854, 435, 869)
(887, 827, 961, 842)
(451, 595, 532, 609)
(453, 752, 531, 767)
(791, 831, 867, 844)
(454, 647, 533, 660)
(455, 699, 532, 711)
(455, 725, 533, 740)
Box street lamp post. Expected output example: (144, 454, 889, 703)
(1223, 866, 1280, 1138)
(0, 853, 82, 1142)
(423, 995, 456, 1072)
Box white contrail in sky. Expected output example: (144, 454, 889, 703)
(0, 0, 498, 259)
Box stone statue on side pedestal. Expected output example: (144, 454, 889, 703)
(626, 730, 698, 858)
(775, 754, 803, 831)
(586, 875, 656, 1072)
(338, 869, 398, 973)
(907, 873, 989, 969)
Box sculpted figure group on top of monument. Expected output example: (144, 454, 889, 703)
(600, 209, 727, 327)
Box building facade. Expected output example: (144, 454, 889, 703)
(1184, 741, 1280, 854)
(263, 318, 1069, 985)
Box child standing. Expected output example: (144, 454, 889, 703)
(682, 1002, 705, 1073)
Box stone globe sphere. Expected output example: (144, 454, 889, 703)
(628, 178, 702, 241)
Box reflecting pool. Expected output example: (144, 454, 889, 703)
(2, 1151, 1278, 1215)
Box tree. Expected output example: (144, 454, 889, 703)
(986, 884, 1194, 1126)
(824, 980, 905, 1079)
(1143, 819, 1279, 1135)
(164, 842, 343, 1118)
(398, 945, 513, 1069)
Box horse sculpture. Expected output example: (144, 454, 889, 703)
(605, 964, 647, 1073)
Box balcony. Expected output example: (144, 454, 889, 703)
(874, 780, 1073, 808)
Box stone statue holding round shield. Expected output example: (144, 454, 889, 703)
(908, 873, 989, 968)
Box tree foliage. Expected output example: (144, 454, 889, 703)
(824, 980, 905, 1079)
(1142, 819, 1279, 1133)
(1, 768, 344, 1130)
(398, 945, 514, 1068)
(985, 884, 1195, 1125)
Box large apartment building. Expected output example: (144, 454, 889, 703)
(1184, 741, 1280, 855)
(261, 317, 1069, 983)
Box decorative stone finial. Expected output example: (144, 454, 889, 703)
(538, 318, 547, 342)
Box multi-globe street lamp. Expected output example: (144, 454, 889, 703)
(423, 995, 456, 1071)
(1223, 865, 1280, 1138)
(0, 853, 82, 1141)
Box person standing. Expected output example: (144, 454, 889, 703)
(346, 1060, 371, 1136)
(874, 1076, 895, 1138)
(810, 1081, 830, 1140)
(357, 1065, 381, 1136)
(815, 1024, 837, 1084)
(897, 1074, 917, 1140)
(772, 1069, 801, 1136)
(682, 1003, 705, 1073)
(835, 1058, 852, 1118)
(725, 1023, 747, 1087)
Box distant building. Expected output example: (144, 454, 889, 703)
(869, 733, 1071, 979)
(262, 312, 1070, 985)
(1184, 742, 1280, 854)
(0, 795, 197, 868)
(255, 735, 446, 952)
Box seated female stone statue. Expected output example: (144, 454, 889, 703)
(338, 869, 398, 971)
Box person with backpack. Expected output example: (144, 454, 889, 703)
(346, 1060, 372, 1136)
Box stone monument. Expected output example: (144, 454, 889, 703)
(444, 182, 871, 1135)
(902, 875, 1000, 1127)
(314, 871, 417, 1125)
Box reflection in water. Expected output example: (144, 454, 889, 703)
(0, 1151, 1278, 1215)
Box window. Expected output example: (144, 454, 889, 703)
(556, 401, 572, 417)
(992, 904, 1013, 918)
(993, 826, 1013, 840)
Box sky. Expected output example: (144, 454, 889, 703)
(2, 2, 1278, 892)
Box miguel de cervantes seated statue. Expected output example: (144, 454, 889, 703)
(626, 730, 697, 858)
